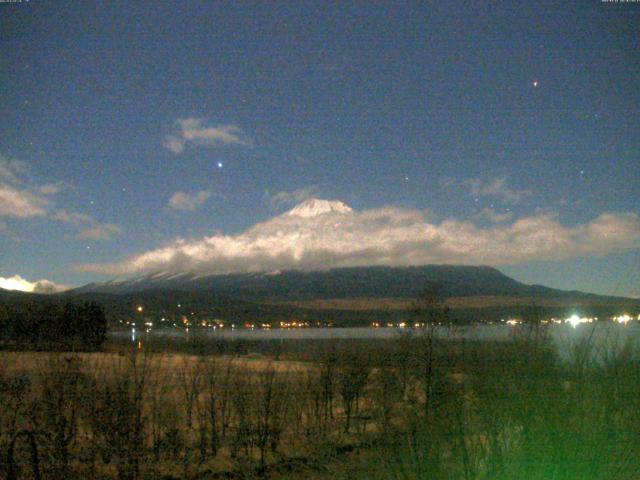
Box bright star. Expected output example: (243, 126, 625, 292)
(533, 80, 538, 87)
(217, 162, 223, 168)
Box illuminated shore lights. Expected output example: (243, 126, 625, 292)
(614, 314, 633, 324)
(122, 310, 637, 336)
(565, 314, 595, 328)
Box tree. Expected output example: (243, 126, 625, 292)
(78, 302, 108, 349)
(405, 284, 451, 419)
(37, 354, 86, 477)
(337, 343, 371, 433)
(0, 300, 107, 349)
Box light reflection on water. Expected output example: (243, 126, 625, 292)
(113, 322, 640, 361)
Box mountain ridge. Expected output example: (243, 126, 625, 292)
(3, 265, 637, 326)
(68, 265, 624, 301)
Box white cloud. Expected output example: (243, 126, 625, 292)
(167, 190, 212, 212)
(473, 207, 513, 223)
(460, 177, 533, 204)
(39, 184, 60, 195)
(164, 135, 186, 154)
(0, 275, 70, 294)
(164, 118, 252, 154)
(0, 156, 29, 185)
(0, 185, 50, 218)
(52, 210, 93, 225)
(268, 185, 319, 209)
(77, 223, 123, 241)
(76, 198, 640, 277)
(0, 155, 115, 241)
(38, 181, 72, 196)
(0, 155, 55, 218)
(53, 209, 123, 241)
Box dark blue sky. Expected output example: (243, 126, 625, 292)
(1, 1, 639, 296)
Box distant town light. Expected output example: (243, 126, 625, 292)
(565, 314, 593, 328)
(615, 314, 632, 324)
(136, 305, 144, 312)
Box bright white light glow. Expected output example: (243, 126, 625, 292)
(565, 315, 593, 328)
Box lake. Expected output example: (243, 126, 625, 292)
(113, 322, 640, 361)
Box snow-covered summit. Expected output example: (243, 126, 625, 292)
(285, 198, 353, 218)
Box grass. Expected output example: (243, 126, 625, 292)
(0, 323, 638, 479)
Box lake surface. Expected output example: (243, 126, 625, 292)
(113, 322, 640, 361)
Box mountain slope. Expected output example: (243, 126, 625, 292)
(4, 265, 637, 327)
(73, 265, 592, 300)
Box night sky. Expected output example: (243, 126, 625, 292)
(1, 1, 639, 296)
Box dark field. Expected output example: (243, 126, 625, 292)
(1, 323, 639, 479)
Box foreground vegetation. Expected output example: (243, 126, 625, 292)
(0, 320, 638, 479)
(0, 301, 107, 350)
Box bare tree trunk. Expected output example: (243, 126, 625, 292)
(6, 430, 42, 480)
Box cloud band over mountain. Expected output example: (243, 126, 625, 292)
(0, 275, 69, 293)
(77, 199, 640, 277)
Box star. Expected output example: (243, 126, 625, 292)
(533, 80, 539, 87)
(217, 162, 223, 168)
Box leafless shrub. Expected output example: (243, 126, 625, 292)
(0, 362, 32, 454)
(371, 366, 404, 435)
(176, 356, 204, 430)
(83, 351, 153, 480)
(337, 343, 371, 434)
(34, 354, 88, 478)
(229, 368, 254, 462)
(254, 363, 290, 467)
